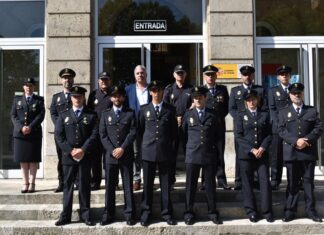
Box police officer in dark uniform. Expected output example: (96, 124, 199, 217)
(87, 71, 113, 190)
(50, 68, 75, 193)
(229, 65, 268, 190)
(268, 65, 292, 190)
(54, 86, 98, 226)
(235, 90, 273, 223)
(278, 83, 323, 222)
(202, 64, 231, 190)
(11, 77, 45, 193)
(99, 86, 136, 226)
(139, 80, 177, 226)
(163, 64, 193, 188)
(182, 86, 222, 225)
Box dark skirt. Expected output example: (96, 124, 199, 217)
(14, 137, 42, 163)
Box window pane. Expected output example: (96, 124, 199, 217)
(0, 1, 45, 38)
(98, 0, 202, 36)
(256, 0, 324, 36)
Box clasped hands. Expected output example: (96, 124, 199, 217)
(251, 147, 265, 159)
(295, 138, 310, 150)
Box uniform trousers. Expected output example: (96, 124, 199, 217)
(170, 126, 185, 185)
(270, 134, 284, 185)
(185, 163, 218, 220)
(133, 136, 142, 183)
(240, 158, 272, 218)
(141, 160, 172, 222)
(55, 139, 63, 185)
(285, 160, 316, 217)
(102, 162, 135, 220)
(90, 141, 103, 186)
(60, 163, 91, 222)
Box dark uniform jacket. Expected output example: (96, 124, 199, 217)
(234, 109, 272, 160)
(182, 108, 221, 165)
(229, 84, 268, 119)
(139, 102, 177, 162)
(11, 94, 45, 139)
(268, 85, 291, 133)
(163, 82, 193, 117)
(278, 104, 323, 161)
(205, 84, 229, 119)
(55, 108, 98, 165)
(87, 89, 112, 119)
(50, 92, 72, 125)
(99, 107, 136, 164)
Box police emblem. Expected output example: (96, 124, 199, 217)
(217, 96, 224, 102)
(108, 116, 112, 122)
(276, 91, 280, 97)
(32, 103, 37, 111)
(237, 90, 241, 96)
(171, 94, 174, 100)
(244, 115, 248, 121)
(288, 112, 292, 118)
(189, 117, 194, 125)
(94, 99, 98, 105)
(186, 93, 191, 96)
(64, 117, 69, 123)
(83, 117, 88, 124)
(17, 101, 22, 106)
(146, 111, 150, 117)
(57, 96, 61, 102)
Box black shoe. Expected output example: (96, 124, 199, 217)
(140, 220, 150, 227)
(165, 218, 177, 225)
(219, 182, 232, 190)
(234, 183, 242, 191)
(282, 215, 295, 222)
(184, 217, 195, 225)
(249, 215, 258, 223)
(55, 219, 70, 226)
(82, 219, 94, 226)
(308, 214, 323, 222)
(126, 219, 136, 226)
(212, 216, 222, 224)
(54, 184, 63, 193)
(266, 216, 274, 223)
(91, 183, 100, 191)
(100, 218, 114, 226)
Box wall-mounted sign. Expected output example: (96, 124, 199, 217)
(134, 20, 167, 32)
(213, 64, 253, 79)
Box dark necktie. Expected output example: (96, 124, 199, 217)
(75, 109, 81, 117)
(66, 93, 70, 100)
(155, 105, 160, 116)
(251, 112, 256, 117)
(26, 97, 31, 104)
(296, 107, 300, 115)
(284, 87, 288, 94)
(209, 88, 215, 96)
(199, 111, 204, 121)
(116, 109, 121, 118)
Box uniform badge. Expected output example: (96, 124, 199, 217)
(189, 117, 194, 125)
(276, 91, 280, 97)
(57, 96, 61, 102)
(108, 116, 112, 122)
(237, 90, 241, 96)
(244, 115, 248, 121)
(146, 111, 150, 118)
(288, 112, 292, 118)
(17, 101, 22, 106)
(217, 95, 224, 102)
(186, 93, 191, 96)
(94, 99, 98, 105)
(32, 103, 37, 111)
(170, 94, 174, 100)
(64, 117, 69, 123)
(83, 117, 88, 124)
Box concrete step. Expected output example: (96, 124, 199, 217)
(0, 219, 324, 235)
(1, 186, 324, 205)
(0, 201, 322, 221)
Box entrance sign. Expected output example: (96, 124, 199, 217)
(134, 20, 167, 32)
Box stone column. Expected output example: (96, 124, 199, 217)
(208, 0, 254, 177)
(44, 0, 92, 178)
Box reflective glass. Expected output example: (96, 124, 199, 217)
(98, 0, 202, 35)
(0, 1, 45, 38)
(256, 0, 324, 36)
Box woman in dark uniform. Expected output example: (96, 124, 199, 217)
(234, 90, 273, 223)
(11, 77, 45, 193)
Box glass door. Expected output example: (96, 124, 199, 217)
(309, 44, 324, 171)
(0, 46, 44, 178)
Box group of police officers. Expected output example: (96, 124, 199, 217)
(14, 62, 322, 226)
